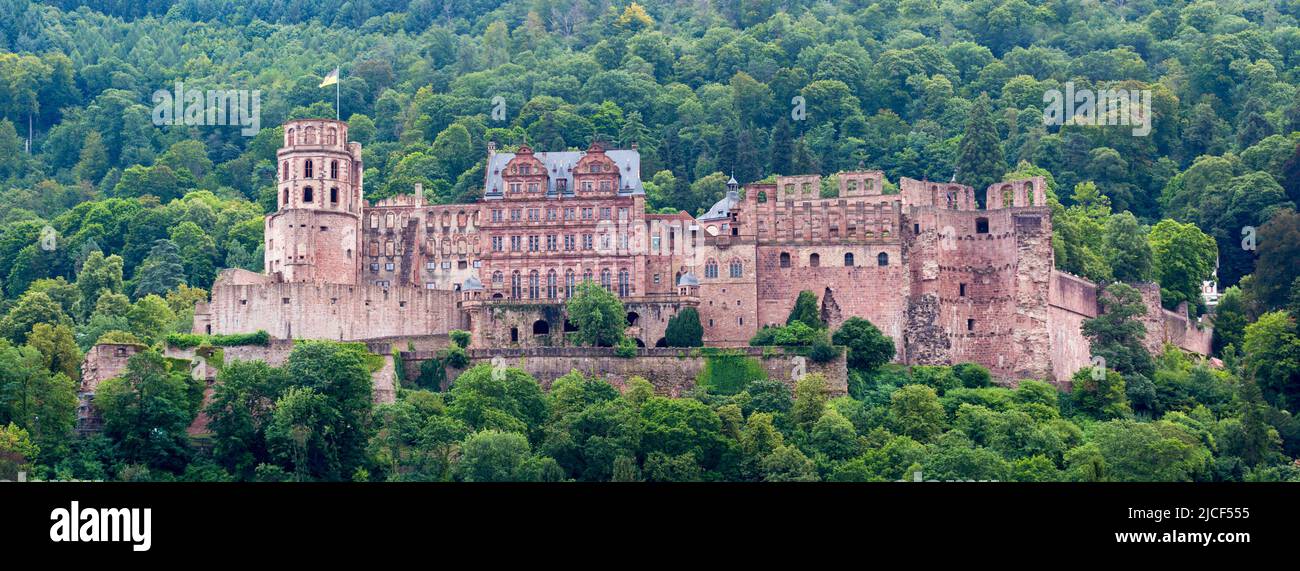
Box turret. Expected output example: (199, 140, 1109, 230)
(265, 119, 363, 284)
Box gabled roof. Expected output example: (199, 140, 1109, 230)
(484, 149, 644, 199)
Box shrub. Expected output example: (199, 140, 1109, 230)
(166, 330, 270, 348)
(442, 345, 470, 369)
(808, 339, 841, 363)
(615, 338, 638, 358)
(449, 330, 471, 349)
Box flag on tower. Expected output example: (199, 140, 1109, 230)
(319, 68, 340, 87)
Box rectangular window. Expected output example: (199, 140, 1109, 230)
(959, 283, 967, 297)
(492, 236, 504, 252)
(511, 209, 522, 221)
(511, 236, 521, 252)
(492, 210, 503, 222)
(582, 234, 593, 250)
(546, 235, 557, 251)
(528, 236, 540, 252)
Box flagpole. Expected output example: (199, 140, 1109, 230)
(336, 73, 340, 120)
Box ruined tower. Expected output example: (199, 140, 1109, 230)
(265, 119, 364, 284)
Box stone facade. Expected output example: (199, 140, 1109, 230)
(194, 119, 1213, 388)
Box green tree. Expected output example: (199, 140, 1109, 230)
(566, 280, 625, 347)
(1082, 282, 1154, 377)
(1241, 311, 1300, 414)
(791, 373, 829, 430)
(955, 93, 1007, 203)
(1070, 367, 1130, 419)
(26, 323, 80, 382)
(1149, 219, 1217, 314)
(832, 317, 895, 373)
(1254, 209, 1300, 310)
(132, 239, 186, 299)
(206, 360, 288, 479)
(74, 130, 109, 184)
(1212, 286, 1249, 355)
(1, 291, 71, 345)
(663, 307, 703, 347)
(75, 250, 124, 321)
(1103, 212, 1152, 283)
(889, 384, 945, 443)
(786, 290, 824, 329)
(95, 350, 201, 472)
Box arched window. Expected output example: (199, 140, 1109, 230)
(617, 269, 630, 297)
(845, 253, 855, 267)
(547, 270, 557, 299)
(303, 186, 313, 203)
(304, 126, 316, 144)
(529, 271, 540, 299)
(282, 188, 289, 206)
(330, 160, 338, 179)
(780, 252, 791, 268)
(304, 160, 313, 178)
(565, 270, 576, 298)
(511, 272, 522, 299)
(286, 128, 295, 145)
(600, 269, 612, 290)
(281, 161, 288, 180)
(877, 252, 889, 266)
(330, 187, 338, 203)
(492, 271, 503, 285)
(809, 253, 820, 267)
(370, 213, 379, 228)
(326, 127, 337, 145)
(729, 260, 743, 278)
(704, 260, 718, 278)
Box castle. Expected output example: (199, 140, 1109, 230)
(192, 119, 1212, 385)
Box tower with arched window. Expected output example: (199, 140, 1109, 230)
(265, 118, 364, 284)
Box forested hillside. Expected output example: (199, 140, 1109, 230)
(1, 0, 1300, 481)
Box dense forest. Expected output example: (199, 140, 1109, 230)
(1, 0, 1300, 481)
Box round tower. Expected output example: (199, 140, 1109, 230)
(265, 119, 364, 284)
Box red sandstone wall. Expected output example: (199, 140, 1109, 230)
(207, 280, 460, 340)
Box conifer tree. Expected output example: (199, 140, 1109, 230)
(955, 93, 1007, 204)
